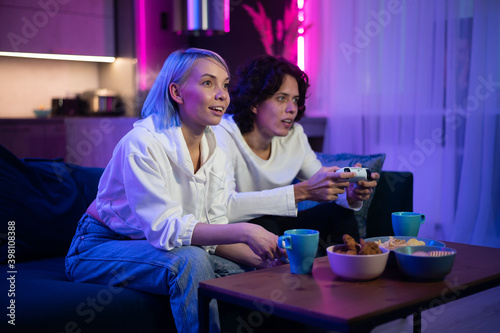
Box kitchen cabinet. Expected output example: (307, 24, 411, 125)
(0, 0, 114, 57)
(0, 118, 66, 159)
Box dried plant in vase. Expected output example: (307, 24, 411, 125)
(243, 1, 310, 63)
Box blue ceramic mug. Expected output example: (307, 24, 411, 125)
(278, 229, 319, 274)
(392, 212, 425, 237)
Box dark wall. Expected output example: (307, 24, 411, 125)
(188, 0, 288, 79)
(133, 0, 289, 113)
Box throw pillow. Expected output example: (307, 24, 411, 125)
(297, 153, 386, 238)
(0, 145, 103, 263)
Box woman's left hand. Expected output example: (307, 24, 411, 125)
(346, 163, 379, 203)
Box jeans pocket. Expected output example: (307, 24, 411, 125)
(75, 215, 127, 254)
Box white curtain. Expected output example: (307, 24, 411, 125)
(304, 0, 500, 248)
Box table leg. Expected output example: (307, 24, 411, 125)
(413, 311, 421, 333)
(198, 289, 211, 333)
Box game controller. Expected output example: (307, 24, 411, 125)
(335, 167, 372, 183)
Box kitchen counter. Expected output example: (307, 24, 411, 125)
(0, 118, 66, 160)
(0, 116, 326, 167)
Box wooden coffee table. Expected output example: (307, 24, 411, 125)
(199, 241, 500, 332)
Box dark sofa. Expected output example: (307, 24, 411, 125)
(0, 145, 175, 332)
(0, 145, 412, 332)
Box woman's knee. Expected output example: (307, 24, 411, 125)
(169, 246, 214, 278)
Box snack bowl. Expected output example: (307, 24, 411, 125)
(326, 245, 389, 281)
(364, 236, 446, 266)
(33, 109, 51, 118)
(394, 246, 457, 281)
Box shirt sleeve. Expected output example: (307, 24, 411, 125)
(335, 192, 363, 211)
(213, 125, 297, 222)
(223, 153, 297, 223)
(226, 186, 298, 223)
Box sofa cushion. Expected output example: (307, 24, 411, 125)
(0, 145, 104, 263)
(366, 171, 414, 237)
(0, 256, 173, 333)
(297, 153, 386, 238)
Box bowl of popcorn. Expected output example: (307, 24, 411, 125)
(327, 234, 390, 281)
(394, 245, 457, 281)
(364, 236, 446, 266)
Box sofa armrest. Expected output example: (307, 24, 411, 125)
(366, 171, 413, 238)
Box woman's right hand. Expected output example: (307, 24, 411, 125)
(192, 222, 285, 268)
(241, 223, 284, 262)
(293, 166, 354, 203)
(214, 224, 286, 268)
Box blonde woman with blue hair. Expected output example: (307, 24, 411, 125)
(65, 48, 283, 333)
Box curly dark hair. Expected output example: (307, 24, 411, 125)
(227, 55, 310, 134)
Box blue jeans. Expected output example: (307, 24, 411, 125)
(65, 214, 251, 333)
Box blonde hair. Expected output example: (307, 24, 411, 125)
(141, 48, 230, 129)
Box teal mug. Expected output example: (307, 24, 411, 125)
(392, 212, 425, 237)
(278, 229, 319, 274)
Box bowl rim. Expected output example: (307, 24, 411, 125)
(394, 245, 457, 257)
(326, 245, 390, 256)
(33, 110, 51, 117)
(364, 236, 446, 248)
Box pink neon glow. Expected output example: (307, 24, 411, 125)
(224, 0, 230, 32)
(297, 36, 305, 70)
(297, 1, 305, 71)
(138, 0, 146, 90)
